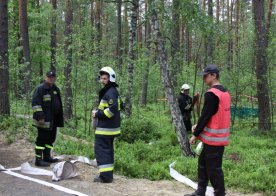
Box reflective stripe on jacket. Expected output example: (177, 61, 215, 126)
(198, 88, 231, 146)
(32, 82, 64, 130)
(95, 86, 121, 137)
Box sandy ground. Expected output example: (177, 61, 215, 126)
(0, 133, 264, 196)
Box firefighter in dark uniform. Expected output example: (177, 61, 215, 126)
(92, 66, 121, 183)
(185, 64, 231, 196)
(178, 84, 199, 132)
(32, 71, 64, 167)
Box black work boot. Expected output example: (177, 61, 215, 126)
(93, 176, 113, 183)
(43, 146, 59, 163)
(35, 148, 50, 167)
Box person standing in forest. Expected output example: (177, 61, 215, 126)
(92, 66, 121, 183)
(178, 84, 199, 132)
(32, 71, 64, 167)
(185, 64, 231, 196)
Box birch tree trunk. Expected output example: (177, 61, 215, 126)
(171, 0, 180, 90)
(150, 0, 195, 156)
(140, 0, 151, 106)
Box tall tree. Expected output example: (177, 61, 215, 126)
(19, 0, 32, 94)
(123, 2, 129, 55)
(125, 0, 139, 117)
(207, 0, 214, 62)
(227, 0, 234, 69)
(150, 0, 194, 156)
(140, 0, 151, 106)
(171, 0, 180, 89)
(116, 0, 123, 74)
(0, 0, 10, 115)
(252, 0, 271, 130)
(35, 0, 43, 78)
(64, 0, 73, 120)
(50, 0, 57, 72)
(95, 0, 102, 66)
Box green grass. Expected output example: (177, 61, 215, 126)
(1, 104, 276, 195)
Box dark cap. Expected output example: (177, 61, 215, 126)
(200, 64, 219, 76)
(46, 71, 56, 77)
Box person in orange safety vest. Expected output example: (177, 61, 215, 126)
(185, 64, 231, 196)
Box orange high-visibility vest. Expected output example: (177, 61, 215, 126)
(198, 88, 231, 146)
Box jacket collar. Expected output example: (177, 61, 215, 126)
(42, 82, 55, 90)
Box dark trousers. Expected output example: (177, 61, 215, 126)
(36, 127, 57, 147)
(94, 135, 114, 181)
(184, 119, 192, 132)
(197, 144, 225, 196)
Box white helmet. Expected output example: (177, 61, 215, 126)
(181, 84, 190, 92)
(99, 66, 116, 82)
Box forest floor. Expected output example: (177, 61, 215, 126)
(0, 133, 264, 196)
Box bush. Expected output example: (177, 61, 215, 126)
(119, 117, 161, 143)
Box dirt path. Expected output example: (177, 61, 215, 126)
(0, 133, 263, 196)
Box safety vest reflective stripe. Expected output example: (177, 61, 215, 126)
(99, 164, 114, 172)
(200, 133, 229, 142)
(43, 94, 51, 101)
(45, 144, 53, 149)
(104, 108, 114, 118)
(95, 127, 120, 135)
(32, 105, 43, 112)
(98, 99, 109, 110)
(204, 127, 229, 134)
(33, 119, 51, 128)
(35, 145, 45, 150)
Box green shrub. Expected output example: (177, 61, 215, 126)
(119, 117, 161, 143)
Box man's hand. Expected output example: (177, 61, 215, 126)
(192, 124, 197, 133)
(92, 110, 97, 118)
(189, 135, 197, 145)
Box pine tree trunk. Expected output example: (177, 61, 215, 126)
(207, 0, 214, 62)
(0, 0, 10, 115)
(252, 0, 271, 130)
(116, 0, 123, 75)
(125, 0, 138, 117)
(150, 0, 195, 156)
(95, 0, 102, 67)
(50, 0, 57, 72)
(19, 0, 32, 94)
(215, 0, 220, 47)
(123, 2, 129, 55)
(64, 0, 73, 120)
